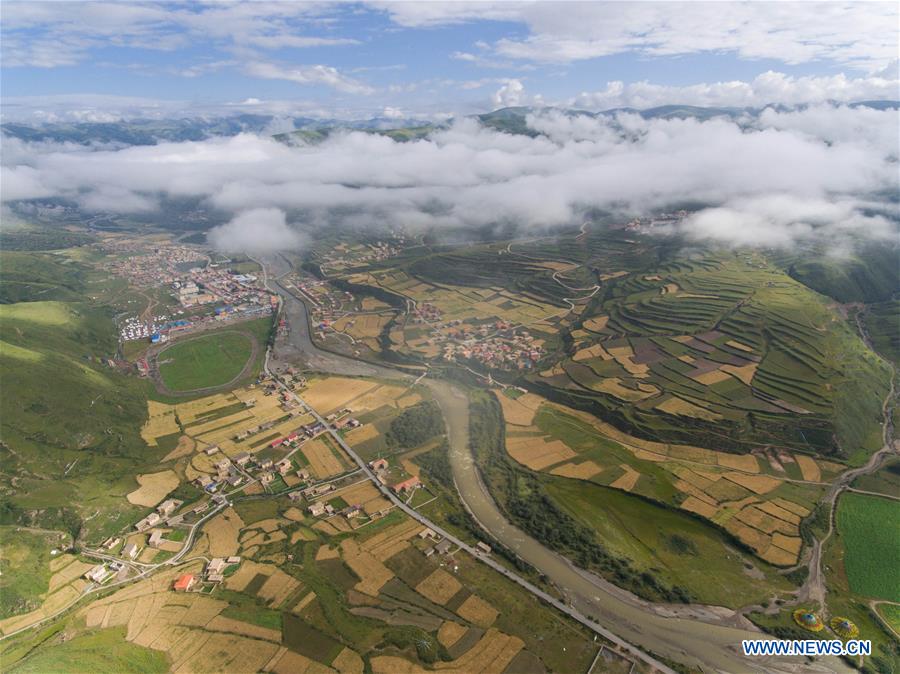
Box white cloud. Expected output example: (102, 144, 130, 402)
(569, 71, 900, 110)
(377, 1, 899, 71)
(2, 105, 897, 254)
(492, 79, 526, 107)
(244, 61, 374, 95)
(207, 207, 306, 253)
(381, 106, 405, 119)
(1, 1, 357, 68)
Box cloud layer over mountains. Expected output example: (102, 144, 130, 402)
(2, 103, 897, 252)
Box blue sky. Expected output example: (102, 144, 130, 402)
(2, 1, 898, 120)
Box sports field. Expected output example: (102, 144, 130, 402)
(158, 331, 253, 392)
(836, 492, 900, 602)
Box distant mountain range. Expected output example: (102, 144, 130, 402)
(2, 101, 897, 146)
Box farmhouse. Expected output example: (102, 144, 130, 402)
(260, 472, 275, 485)
(204, 445, 219, 455)
(308, 502, 326, 517)
(370, 458, 389, 471)
(84, 564, 110, 583)
(102, 537, 121, 550)
(276, 459, 292, 475)
(392, 476, 421, 494)
(206, 558, 227, 575)
(226, 474, 243, 487)
(195, 475, 214, 489)
(435, 539, 452, 555)
(135, 512, 162, 531)
(148, 530, 164, 548)
(157, 499, 183, 516)
(122, 543, 139, 560)
(259, 458, 274, 470)
(234, 452, 252, 467)
(173, 574, 196, 592)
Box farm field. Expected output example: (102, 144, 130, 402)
(835, 492, 900, 602)
(158, 331, 254, 392)
(498, 390, 829, 568)
(4, 477, 619, 674)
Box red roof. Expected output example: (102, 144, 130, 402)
(392, 476, 421, 492)
(270, 438, 284, 448)
(174, 574, 195, 591)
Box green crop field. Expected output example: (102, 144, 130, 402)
(158, 331, 253, 391)
(836, 492, 900, 602)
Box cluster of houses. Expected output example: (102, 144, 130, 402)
(439, 326, 544, 370)
(104, 241, 207, 289)
(135, 498, 185, 532)
(195, 447, 315, 493)
(411, 302, 442, 324)
(319, 238, 406, 273)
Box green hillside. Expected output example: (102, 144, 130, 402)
(0, 255, 161, 543)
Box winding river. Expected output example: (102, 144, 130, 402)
(263, 255, 848, 674)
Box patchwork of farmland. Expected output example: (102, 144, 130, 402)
(497, 390, 840, 567)
(6, 479, 611, 674)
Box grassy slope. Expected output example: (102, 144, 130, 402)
(543, 477, 793, 608)
(864, 299, 900, 369)
(835, 492, 900, 603)
(0, 527, 53, 620)
(7, 627, 169, 674)
(158, 331, 253, 391)
(0, 253, 163, 544)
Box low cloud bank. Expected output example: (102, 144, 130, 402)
(1, 103, 897, 252)
(207, 208, 306, 253)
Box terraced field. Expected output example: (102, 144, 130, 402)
(497, 390, 836, 568)
(534, 253, 891, 460)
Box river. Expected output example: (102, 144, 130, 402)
(262, 254, 848, 673)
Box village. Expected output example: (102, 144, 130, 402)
(77, 373, 453, 599)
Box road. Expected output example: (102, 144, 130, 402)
(257, 254, 850, 674)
